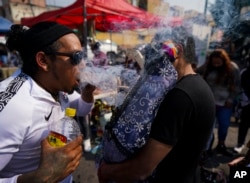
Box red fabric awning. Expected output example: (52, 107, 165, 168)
(21, 0, 165, 32)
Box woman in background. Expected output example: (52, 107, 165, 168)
(203, 49, 240, 156)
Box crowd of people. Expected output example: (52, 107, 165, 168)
(0, 20, 250, 183)
(0, 43, 20, 81)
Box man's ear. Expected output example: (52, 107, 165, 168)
(36, 52, 49, 72)
(175, 43, 184, 56)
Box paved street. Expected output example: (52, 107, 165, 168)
(72, 121, 250, 183)
(73, 152, 98, 183)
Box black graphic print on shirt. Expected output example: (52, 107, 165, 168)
(0, 73, 28, 112)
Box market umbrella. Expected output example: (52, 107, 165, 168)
(21, 0, 161, 32)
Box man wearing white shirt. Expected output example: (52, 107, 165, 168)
(0, 21, 95, 183)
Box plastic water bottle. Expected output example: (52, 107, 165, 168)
(48, 107, 81, 147)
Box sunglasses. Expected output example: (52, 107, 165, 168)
(46, 51, 84, 65)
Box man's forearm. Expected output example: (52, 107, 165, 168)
(99, 160, 150, 182)
(17, 171, 47, 183)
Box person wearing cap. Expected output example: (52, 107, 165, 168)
(0, 21, 95, 183)
(97, 26, 215, 183)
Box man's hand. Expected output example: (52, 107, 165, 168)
(37, 136, 83, 183)
(17, 136, 83, 183)
(81, 83, 96, 103)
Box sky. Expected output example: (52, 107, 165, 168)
(165, 0, 215, 13)
(46, 0, 75, 7)
(46, 0, 215, 13)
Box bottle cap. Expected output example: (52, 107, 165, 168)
(65, 108, 76, 117)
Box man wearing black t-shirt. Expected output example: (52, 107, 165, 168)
(98, 26, 215, 183)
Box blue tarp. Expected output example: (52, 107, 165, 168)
(0, 16, 12, 33)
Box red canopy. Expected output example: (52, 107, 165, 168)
(21, 0, 163, 32)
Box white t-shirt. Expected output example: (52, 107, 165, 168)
(0, 69, 93, 183)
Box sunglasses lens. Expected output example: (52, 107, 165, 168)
(72, 51, 84, 65)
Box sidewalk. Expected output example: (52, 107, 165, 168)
(73, 152, 98, 183)
(72, 121, 250, 183)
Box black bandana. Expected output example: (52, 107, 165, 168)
(24, 21, 74, 53)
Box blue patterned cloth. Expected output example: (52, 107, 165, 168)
(96, 47, 178, 181)
(98, 54, 177, 166)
